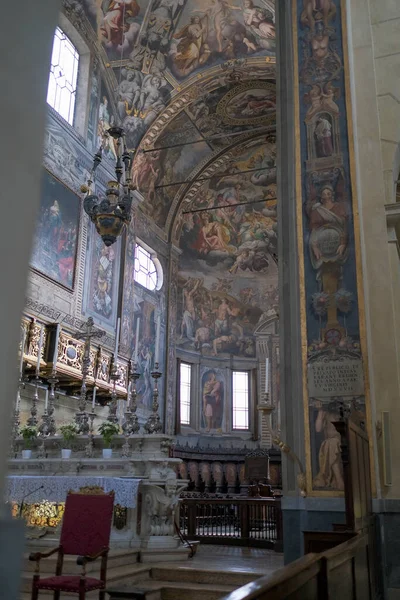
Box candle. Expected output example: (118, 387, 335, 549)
(36, 325, 44, 375)
(44, 389, 49, 411)
(265, 358, 269, 393)
(127, 381, 131, 409)
(52, 323, 60, 366)
(154, 314, 161, 366)
(134, 317, 140, 364)
(92, 386, 97, 409)
(114, 317, 120, 358)
(19, 328, 26, 377)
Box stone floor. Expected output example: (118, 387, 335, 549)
(168, 544, 284, 576)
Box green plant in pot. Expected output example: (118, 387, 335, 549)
(98, 421, 120, 458)
(59, 423, 79, 459)
(19, 425, 37, 459)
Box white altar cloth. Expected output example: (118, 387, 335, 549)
(6, 476, 141, 508)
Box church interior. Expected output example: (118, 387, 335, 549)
(2, 0, 400, 598)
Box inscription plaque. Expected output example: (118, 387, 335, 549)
(308, 359, 364, 397)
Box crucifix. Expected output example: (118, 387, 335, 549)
(74, 317, 106, 434)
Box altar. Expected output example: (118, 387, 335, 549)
(7, 435, 189, 562)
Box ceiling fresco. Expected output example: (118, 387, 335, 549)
(131, 74, 276, 230)
(83, 0, 275, 78)
(65, 0, 276, 235)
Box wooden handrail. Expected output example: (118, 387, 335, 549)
(219, 554, 321, 600)
(220, 533, 373, 600)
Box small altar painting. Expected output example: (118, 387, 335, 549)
(30, 169, 80, 289)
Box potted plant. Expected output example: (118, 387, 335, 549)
(98, 421, 120, 458)
(19, 425, 37, 459)
(59, 423, 79, 459)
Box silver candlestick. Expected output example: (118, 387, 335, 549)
(9, 381, 23, 457)
(121, 364, 140, 456)
(74, 318, 105, 434)
(85, 411, 96, 458)
(144, 363, 162, 434)
(27, 376, 40, 427)
(75, 342, 90, 434)
(45, 371, 58, 437)
(107, 361, 119, 424)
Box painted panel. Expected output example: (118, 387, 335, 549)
(30, 169, 80, 290)
(82, 223, 121, 329)
(294, 0, 367, 493)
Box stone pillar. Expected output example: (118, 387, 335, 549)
(0, 1, 61, 597)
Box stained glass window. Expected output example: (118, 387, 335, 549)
(47, 27, 79, 125)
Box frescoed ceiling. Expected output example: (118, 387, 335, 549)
(65, 0, 277, 235)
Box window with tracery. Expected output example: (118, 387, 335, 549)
(47, 27, 80, 125)
(134, 243, 160, 291)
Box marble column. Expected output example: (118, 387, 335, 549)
(0, 2, 61, 597)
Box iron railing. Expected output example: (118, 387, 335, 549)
(179, 497, 283, 550)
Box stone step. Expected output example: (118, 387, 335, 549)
(150, 564, 264, 587)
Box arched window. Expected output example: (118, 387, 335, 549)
(134, 243, 162, 291)
(47, 27, 80, 126)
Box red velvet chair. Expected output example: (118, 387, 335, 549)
(29, 489, 115, 600)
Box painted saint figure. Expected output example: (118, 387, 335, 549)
(306, 182, 347, 272)
(313, 400, 344, 490)
(314, 116, 333, 157)
(203, 370, 222, 431)
(180, 278, 201, 341)
(173, 15, 210, 76)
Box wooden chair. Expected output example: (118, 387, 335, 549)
(29, 488, 115, 600)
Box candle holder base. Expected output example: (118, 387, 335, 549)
(121, 438, 131, 458)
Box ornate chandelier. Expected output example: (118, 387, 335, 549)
(81, 127, 134, 247)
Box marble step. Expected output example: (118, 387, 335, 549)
(23, 549, 141, 574)
(150, 564, 264, 587)
(20, 563, 152, 597)
(106, 580, 236, 600)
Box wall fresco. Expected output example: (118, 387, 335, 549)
(176, 137, 278, 360)
(295, 0, 366, 492)
(30, 169, 80, 290)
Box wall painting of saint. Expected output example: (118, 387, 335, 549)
(201, 368, 225, 432)
(30, 169, 80, 289)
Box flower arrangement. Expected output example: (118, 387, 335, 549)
(98, 422, 120, 448)
(59, 423, 80, 448)
(19, 425, 37, 449)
